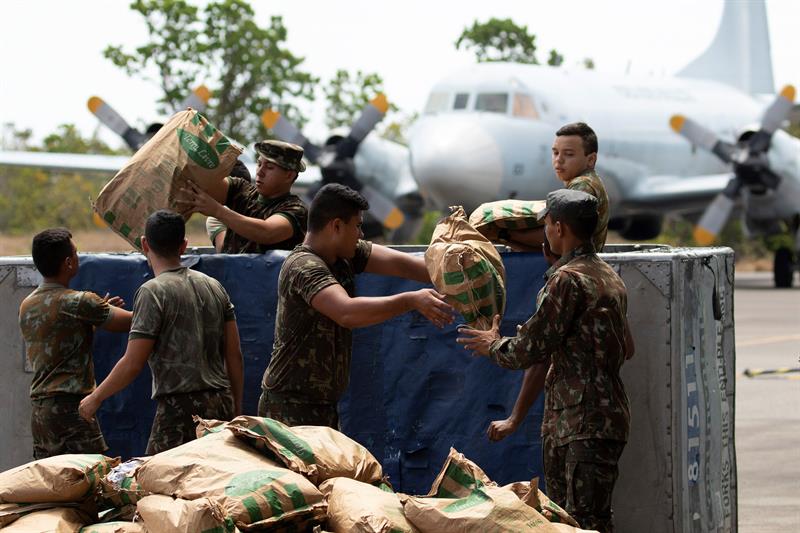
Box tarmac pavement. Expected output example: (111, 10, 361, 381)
(733, 272, 799, 532)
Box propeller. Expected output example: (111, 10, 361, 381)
(670, 85, 795, 245)
(87, 85, 212, 151)
(261, 94, 405, 232)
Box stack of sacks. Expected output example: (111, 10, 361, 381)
(96, 458, 149, 522)
(134, 426, 327, 532)
(0, 454, 119, 531)
(469, 199, 547, 242)
(400, 448, 599, 533)
(425, 206, 507, 330)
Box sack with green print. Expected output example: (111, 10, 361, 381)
(425, 447, 496, 498)
(97, 459, 148, 511)
(469, 199, 547, 241)
(135, 428, 326, 530)
(79, 520, 146, 533)
(226, 415, 384, 486)
(502, 477, 580, 527)
(320, 477, 418, 533)
(1, 506, 92, 532)
(0, 454, 119, 504)
(94, 108, 242, 250)
(136, 494, 230, 533)
(425, 206, 506, 330)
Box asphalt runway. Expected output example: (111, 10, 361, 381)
(733, 272, 800, 532)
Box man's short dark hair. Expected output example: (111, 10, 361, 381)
(556, 122, 598, 155)
(308, 184, 370, 232)
(145, 210, 185, 257)
(230, 159, 251, 181)
(550, 210, 598, 242)
(32, 228, 73, 277)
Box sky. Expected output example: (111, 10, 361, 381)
(2, 0, 799, 148)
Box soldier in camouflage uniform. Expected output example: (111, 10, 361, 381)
(179, 140, 308, 253)
(79, 211, 244, 454)
(259, 184, 454, 428)
(19, 228, 132, 459)
(458, 190, 632, 533)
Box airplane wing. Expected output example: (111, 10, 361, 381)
(0, 150, 129, 174)
(621, 173, 732, 214)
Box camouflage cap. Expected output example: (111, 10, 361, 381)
(538, 188, 598, 222)
(254, 140, 306, 172)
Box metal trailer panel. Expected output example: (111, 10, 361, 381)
(0, 245, 736, 533)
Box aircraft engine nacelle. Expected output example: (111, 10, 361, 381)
(612, 214, 664, 241)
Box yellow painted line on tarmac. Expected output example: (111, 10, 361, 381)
(736, 334, 800, 348)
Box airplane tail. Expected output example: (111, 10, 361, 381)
(677, 0, 774, 95)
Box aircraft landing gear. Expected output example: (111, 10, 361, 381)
(773, 247, 795, 288)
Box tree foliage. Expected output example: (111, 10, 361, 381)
(322, 69, 396, 130)
(104, 0, 317, 142)
(456, 18, 540, 64)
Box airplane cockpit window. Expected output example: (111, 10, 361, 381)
(453, 93, 469, 110)
(424, 92, 450, 114)
(513, 93, 540, 120)
(475, 93, 509, 113)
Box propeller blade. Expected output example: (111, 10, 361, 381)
(670, 114, 735, 163)
(179, 84, 212, 112)
(361, 184, 405, 230)
(693, 178, 740, 245)
(760, 85, 796, 135)
(261, 110, 321, 164)
(349, 94, 390, 145)
(87, 96, 145, 150)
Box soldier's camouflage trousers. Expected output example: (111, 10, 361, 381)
(543, 436, 626, 533)
(257, 389, 339, 429)
(31, 395, 108, 459)
(146, 388, 234, 455)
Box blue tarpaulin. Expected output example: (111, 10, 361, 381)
(74, 250, 548, 494)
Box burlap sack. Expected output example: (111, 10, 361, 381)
(502, 477, 580, 527)
(98, 459, 148, 511)
(79, 521, 146, 533)
(1, 506, 90, 532)
(425, 206, 506, 330)
(135, 429, 325, 530)
(136, 495, 231, 533)
(402, 486, 560, 533)
(469, 199, 546, 240)
(425, 447, 496, 498)
(94, 108, 242, 249)
(0, 454, 119, 504)
(227, 416, 384, 486)
(319, 477, 418, 533)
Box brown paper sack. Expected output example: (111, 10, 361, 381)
(469, 199, 547, 240)
(0, 454, 119, 504)
(94, 108, 242, 249)
(425, 206, 506, 330)
(79, 521, 146, 533)
(320, 477, 418, 533)
(425, 447, 496, 498)
(193, 415, 228, 438)
(1, 506, 90, 533)
(0, 502, 63, 527)
(136, 495, 228, 533)
(227, 416, 384, 486)
(502, 477, 581, 527)
(98, 459, 148, 512)
(402, 486, 561, 533)
(135, 429, 325, 530)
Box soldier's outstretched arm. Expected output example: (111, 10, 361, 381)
(311, 283, 454, 329)
(100, 307, 133, 333)
(223, 320, 244, 416)
(365, 244, 431, 283)
(487, 364, 548, 442)
(78, 338, 154, 421)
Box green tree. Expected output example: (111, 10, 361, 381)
(104, 0, 317, 142)
(456, 18, 540, 64)
(380, 111, 419, 146)
(547, 49, 564, 67)
(322, 70, 396, 130)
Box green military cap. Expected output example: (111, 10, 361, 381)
(538, 188, 598, 222)
(254, 139, 306, 172)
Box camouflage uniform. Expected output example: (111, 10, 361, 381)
(129, 266, 236, 454)
(221, 176, 308, 254)
(489, 242, 630, 533)
(259, 240, 373, 427)
(18, 283, 111, 458)
(566, 170, 609, 251)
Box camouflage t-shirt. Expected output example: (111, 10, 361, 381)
(567, 170, 609, 252)
(129, 267, 236, 398)
(221, 176, 308, 253)
(263, 240, 373, 403)
(19, 283, 111, 399)
(489, 243, 630, 447)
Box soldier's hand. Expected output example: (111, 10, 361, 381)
(78, 394, 101, 422)
(410, 289, 454, 329)
(487, 417, 520, 442)
(103, 292, 125, 308)
(177, 180, 223, 218)
(456, 315, 501, 356)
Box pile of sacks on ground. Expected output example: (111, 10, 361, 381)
(0, 416, 596, 532)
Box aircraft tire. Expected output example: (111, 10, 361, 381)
(773, 247, 794, 288)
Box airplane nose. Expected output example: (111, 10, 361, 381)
(410, 117, 503, 211)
